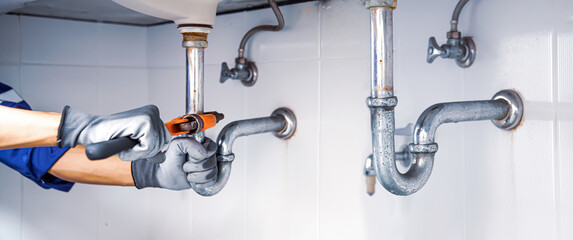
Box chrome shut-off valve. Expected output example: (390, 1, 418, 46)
(219, 0, 284, 87)
(427, 0, 476, 68)
(427, 34, 476, 68)
(220, 58, 258, 87)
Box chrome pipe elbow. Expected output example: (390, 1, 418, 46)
(374, 90, 523, 196)
(191, 108, 297, 196)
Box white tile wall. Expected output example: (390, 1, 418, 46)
(0, 64, 20, 92)
(247, 2, 320, 62)
(96, 67, 148, 114)
(20, 65, 99, 113)
(96, 23, 147, 67)
(1, 0, 572, 239)
(21, 183, 99, 240)
(245, 60, 320, 240)
(0, 163, 22, 240)
(20, 16, 98, 66)
(559, 121, 573, 239)
(146, 24, 183, 68)
(0, 15, 20, 64)
(558, 31, 573, 104)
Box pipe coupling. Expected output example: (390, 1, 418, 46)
(183, 40, 208, 48)
(217, 154, 235, 163)
(409, 143, 438, 153)
(367, 96, 398, 109)
(363, 0, 396, 8)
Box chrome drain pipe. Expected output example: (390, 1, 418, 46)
(365, 0, 523, 196)
(194, 108, 297, 196)
(179, 26, 211, 143)
(178, 26, 297, 196)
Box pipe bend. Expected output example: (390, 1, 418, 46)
(377, 152, 435, 195)
(191, 108, 296, 196)
(374, 99, 511, 196)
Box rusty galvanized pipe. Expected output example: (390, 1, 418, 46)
(365, 0, 523, 196)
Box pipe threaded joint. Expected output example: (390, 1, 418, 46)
(367, 96, 398, 108)
(364, 0, 397, 8)
(409, 143, 438, 153)
(217, 154, 235, 163)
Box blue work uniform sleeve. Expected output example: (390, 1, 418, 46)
(0, 82, 74, 192)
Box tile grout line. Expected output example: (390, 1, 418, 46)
(552, 26, 561, 240)
(316, 1, 322, 239)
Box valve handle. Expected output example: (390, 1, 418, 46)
(220, 62, 233, 83)
(427, 37, 445, 63)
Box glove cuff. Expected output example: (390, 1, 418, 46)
(56, 105, 70, 148)
(57, 106, 96, 148)
(132, 159, 160, 189)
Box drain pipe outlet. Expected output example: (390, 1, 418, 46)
(380, 90, 523, 195)
(192, 108, 297, 196)
(365, 0, 523, 196)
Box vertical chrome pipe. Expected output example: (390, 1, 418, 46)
(186, 47, 205, 142)
(368, 4, 400, 194)
(181, 29, 209, 142)
(186, 47, 204, 115)
(370, 7, 394, 98)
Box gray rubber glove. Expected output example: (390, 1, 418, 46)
(57, 105, 171, 161)
(132, 137, 218, 190)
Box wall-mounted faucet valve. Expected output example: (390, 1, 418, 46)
(220, 0, 284, 87)
(426, 0, 476, 68)
(220, 57, 258, 86)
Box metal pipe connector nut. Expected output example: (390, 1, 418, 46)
(217, 154, 235, 163)
(364, 0, 396, 8)
(367, 96, 398, 108)
(409, 143, 439, 153)
(183, 41, 208, 48)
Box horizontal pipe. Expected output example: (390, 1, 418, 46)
(192, 115, 286, 196)
(413, 99, 509, 144)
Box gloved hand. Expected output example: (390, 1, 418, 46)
(57, 105, 171, 161)
(131, 137, 218, 190)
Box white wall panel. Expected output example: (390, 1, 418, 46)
(21, 16, 97, 66)
(245, 60, 319, 240)
(0, 64, 20, 92)
(146, 24, 183, 68)
(97, 23, 147, 67)
(21, 183, 99, 240)
(0, 164, 22, 240)
(96, 67, 148, 114)
(247, 2, 320, 62)
(0, 15, 20, 64)
(19, 65, 98, 113)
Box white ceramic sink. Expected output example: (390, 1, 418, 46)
(113, 0, 222, 26)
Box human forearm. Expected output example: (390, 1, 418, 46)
(0, 105, 60, 149)
(48, 146, 134, 186)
